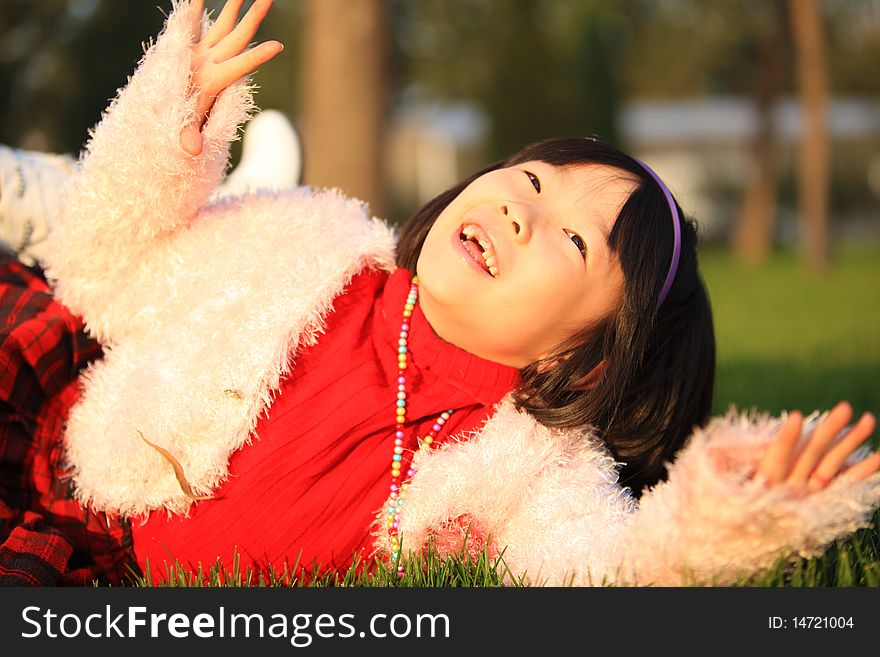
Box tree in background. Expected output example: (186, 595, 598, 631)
(730, 1, 788, 266)
(790, 0, 830, 273)
(622, 0, 836, 272)
(392, 0, 623, 160)
(299, 0, 389, 216)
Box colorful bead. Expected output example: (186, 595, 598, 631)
(383, 276, 455, 570)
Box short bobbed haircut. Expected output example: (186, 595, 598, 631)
(396, 137, 716, 498)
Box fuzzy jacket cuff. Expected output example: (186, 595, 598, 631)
(391, 402, 880, 586)
(44, 0, 255, 344)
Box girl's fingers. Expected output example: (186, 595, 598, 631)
(210, 0, 275, 63)
(189, 0, 205, 42)
(213, 40, 284, 87)
(181, 38, 282, 155)
(203, 0, 247, 48)
(179, 123, 204, 156)
(755, 411, 803, 486)
(807, 412, 877, 491)
(838, 450, 880, 482)
(181, 0, 280, 157)
(786, 401, 852, 487)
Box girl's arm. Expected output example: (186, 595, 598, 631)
(398, 401, 880, 586)
(598, 403, 880, 586)
(43, 0, 281, 344)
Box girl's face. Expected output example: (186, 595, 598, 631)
(416, 161, 635, 368)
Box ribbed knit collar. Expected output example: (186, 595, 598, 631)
(375, 268, 519, 407)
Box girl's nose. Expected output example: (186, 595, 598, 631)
(500, 202, 532, 242)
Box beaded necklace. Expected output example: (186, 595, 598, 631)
(385, 276, 453, 575)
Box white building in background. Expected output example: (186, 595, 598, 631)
(386, 101, 488, 214)
(620, 97, 880, 239)
(387, 96, 880, 240)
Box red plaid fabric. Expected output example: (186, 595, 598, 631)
(0, 252, 138, 586)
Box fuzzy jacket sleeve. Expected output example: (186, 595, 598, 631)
(394, 401, 880, 586)
(43, 0, 253, 344)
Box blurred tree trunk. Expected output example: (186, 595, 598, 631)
(789, 0, 830, 273)
(299, 0, 389, 216)
(731, 3, 786, 266)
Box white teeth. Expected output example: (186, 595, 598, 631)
(481, 249, 497, 277)
(461, 224, 499, 277)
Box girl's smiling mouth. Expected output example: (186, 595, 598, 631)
(457, 224, 499, 278)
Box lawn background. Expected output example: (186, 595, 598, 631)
(703, 242, 879, 420)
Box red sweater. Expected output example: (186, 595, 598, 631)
(131, 268, 519, 581)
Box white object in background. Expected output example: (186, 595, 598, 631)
(0, 145, 75, 266)
(0, 110, 302, 267)
(216, 109, 302, 198)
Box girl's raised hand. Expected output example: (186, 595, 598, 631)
(753, 401, 880, 494)
(180, 0, 284, 156)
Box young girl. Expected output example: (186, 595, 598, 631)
(1, 0, 879, 587)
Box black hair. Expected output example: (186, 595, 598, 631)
(396, 137, 715, 499)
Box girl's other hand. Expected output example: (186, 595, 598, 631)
(180, 0, 284, 156)
(753, 401, 880, 495)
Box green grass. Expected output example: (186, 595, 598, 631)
(701, 242, 880, 418)
(130, 543, 523, 588)
(130, 243, 880, 588)
(129, 509, 880, 587)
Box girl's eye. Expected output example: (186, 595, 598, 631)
(565, 230, 587, 259)
(525, 170, 541, 193)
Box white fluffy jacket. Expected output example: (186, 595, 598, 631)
(43, 2, 880, 586)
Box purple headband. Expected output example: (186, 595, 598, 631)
(635, 158, 681, 309)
